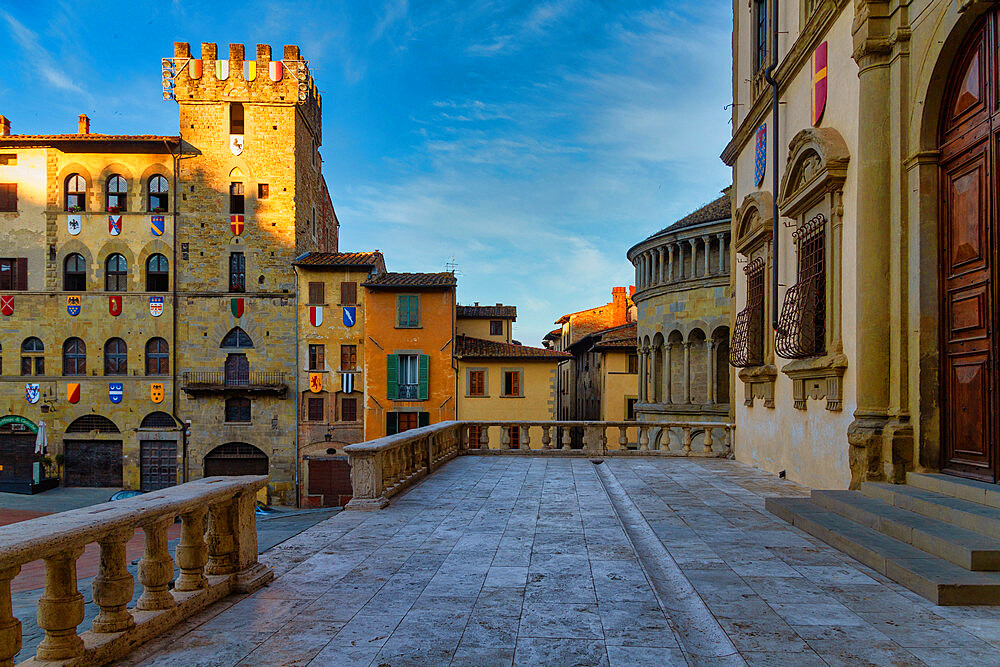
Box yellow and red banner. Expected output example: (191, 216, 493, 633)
(67, 383, 80, 404)
(309, 373, 323, 393)
(811, 42, 828, 126)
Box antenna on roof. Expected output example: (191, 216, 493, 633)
(445, 255, 460, 276)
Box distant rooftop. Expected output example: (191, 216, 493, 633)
(647, 190, 732, 240)
(294, 251, 384, 268)
(363, 272, 457, 289)
(457, 304, 517, 319)
(455, 335, 569, 360)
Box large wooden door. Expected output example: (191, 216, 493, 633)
(940, 12, 1000, 481)
(140, 440, 177, 491)
(64, 440, 123, 487)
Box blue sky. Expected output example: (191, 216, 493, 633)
(0, 0, 733, 345)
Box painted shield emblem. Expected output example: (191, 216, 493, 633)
(0, 295, 12, 316)
(216, 59, 229, 80)
(341, 372, 354, 394)
(109, 295, 122, 317)
(812, 41, 828, 126)
(270, 60, 283, 82)
(754, 123, 767, 187)
(151, 215, 165, 237)
(230, 214, 245, 236)
(231, 297, 244, 318)
(149, 296, 164, 317)
(25, 383, 39, 404)
(244, 60, 257, 81)
(150, 383, 164, 404)
(67, 383, 80, 404)
(66, 295, 81, 316)
(108, 215, 122, 236)
(189, 58, 203, 79)
(109, 383, 123, 404)
(67, 214, 82, 235)
(310, 306, 323, 327)
(230, 134, 244, 156)
(309, 373, 323, 393)
(343, 306, 356, 328)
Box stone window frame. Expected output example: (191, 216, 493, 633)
(465, 367, 489, 397)
(776, 127, 850, 411)
(501, 367, 524, 398)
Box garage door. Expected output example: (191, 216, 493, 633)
(140, 440, 177, 492)
(203, 442, 268, 477)
(307, 457, 352, 507)
(64, 440, 123, 487)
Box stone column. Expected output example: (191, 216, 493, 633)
(175, 508, 209, 592)
(91, 527, 135, 633)
(683, 341, 692, 404)
(36, 547, 85, 661)
(664, 342, 673, 404)
(717, 232, 726, 273)
(647, 252, 654, 286)
(137, 516, 176, 611)
(0, 566, 21, 667)
(702, 235, 711, 276)
(658, 247, 666, 284)
(667, 245, 675, 281)
(707, 339, 716, 405)
(687, 239, 698, 278)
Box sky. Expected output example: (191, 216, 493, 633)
(0, 0, 733, 345)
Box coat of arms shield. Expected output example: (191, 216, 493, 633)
(754, 124, 767, 187)
(0, 295, 12, 316)
(109, 383, 123, 404)
(150, 383, 164, 404)
(67, 214, 82, 235)
(343, 306, 356, 328)
(25, 383, 39, 404)
(108, 215, 122, 236)
(109, 295, 122, 317)
(149, 296, 164, 317)
(66, 295, 81, 316)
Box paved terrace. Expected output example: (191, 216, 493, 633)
(121, 457, 1000, 666)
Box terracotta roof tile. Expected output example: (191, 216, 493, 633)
(648, 191, 732, 239)
(294, 251, 383, 268)
(457, 304, 517, 319)
(363, 272, 457, 288)
(0, 134, 180, 145)
(455, 335, 570, 359)
(569, 322, 638, 351)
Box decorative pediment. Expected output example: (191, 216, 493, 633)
(778, 127, 850, 216)
(734, 191, 773, 255)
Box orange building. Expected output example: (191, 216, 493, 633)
(362, 272, 457, 437)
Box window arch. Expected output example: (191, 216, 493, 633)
(64, 253, 86, 291)
(140, 412, 176, 429)
(20, 337, 43, 376)
(224, 397, 251, 423)
(145, 337, 169, 375)
(106, 174, 127, 211)
(66, 415, 120, 434)
(146, 254, 168, 291)
(65, 174, 86, 211)
(105, 253, 127, 291)
(148, 175, 169, 212)
(63, 338, 86, 375)
(104, 338, 127, 375)
(220, 327, 253, 348)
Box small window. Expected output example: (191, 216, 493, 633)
(341, 397, 358, 422)
(220, 327, 253, 348)
(397, 295, 419, 328)
(230, 182, 244, 214)
(489, 320, 503, 336)
(229, 252, 245, 292)
(398, 412, 419, 433)
(21, 337, 43, 376)
(341, 345, 357, 371)
(0, 258, 26, 290)
(225, 397, 251, 423)
(258, 183, 269, 199)
(753, 0, 768, 73)
(64, 253, 86, 291)
(65, 174, 86, 211)
(308, 281, 325, 304)
(626, 398, 637, 420)
(148, 175, 169, 212)
(307, 397, 324, 422)
(628, 354, 638, 374)
(104, 337, 127, 375)
(341, 282, 357, 305)
(145, 337, 169, 375)
(105, 254, 127, 291)
(106, 175, 127, 212)
(63, 337, 86, 376)
(230, 102, 244, 135)
(503, 370, 521, 397)
(146, 254, 169, 291)
(469, 370, 486, 396)
(0, 154, 17, 166)
(308, 344, 325, 371)
(0, 183, 16, 212)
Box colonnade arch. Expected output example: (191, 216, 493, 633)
(638, 325, 730, 407)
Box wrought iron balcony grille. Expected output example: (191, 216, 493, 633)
(775, 214, 826, 359)
(730, 257, 765, 367)
(397, 384, 419, 400)
(181, 370, 288, 387)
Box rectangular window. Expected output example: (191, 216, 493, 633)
(225, 397, 251, 423)
(396, 295, 419, 328)
(503, 370, 521, 397)
(490, 320, 503, 336)
(229, 252, 245, 292)
(775, 214, 827, 358)
(469, 370, 486, 396)
(308, 344, 325, 371)
(258, 183, 268, 199)
(341, 281, 357, 305)
(307, 397, 324, 422)
(341, 397, 358, 422)
(0, 183, 16, 212)
(398, 412, 419, 433)
(398, 354, 419, 399)
(308, 281, 325, 304)
(731, 258, 765, 367)
(341, 344, 357, 371)
(626, 398, 637, 420)
(754, 0, 768, 73)
(0, 258, 26, 290)
(230, 182, 244, 214)
(230, 102, 244, 134)
(628, 354, 638, 374)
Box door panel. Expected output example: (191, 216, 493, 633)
(64, 440, 123, 487)
(140, 440, 177, 492)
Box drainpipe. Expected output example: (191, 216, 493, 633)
(293, 264, 301, 508)
(763, 0, 781, 331)
(165, 139, 188, 482)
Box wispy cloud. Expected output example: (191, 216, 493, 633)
(466, 0, 579, 55)
(1, 9, 89, 97)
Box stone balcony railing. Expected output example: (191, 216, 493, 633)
(344, 420, 734, 511)
(0, 476, 272, 666)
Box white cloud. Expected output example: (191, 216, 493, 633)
(1, 9, 89, 97)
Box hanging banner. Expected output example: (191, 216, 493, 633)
(269, 61, 283, 82)
(66, 295, 81, 316)
(230, 214, 245, 236)
(231, 297, 244, 318)
(811, 41, 828, 126)
(108, 215, 122, 236)
(67, 383, 80, 404)
(343, 306, 356, 328)
(150, 383, 164, 404)
(149, 296, 164, 317)
(216, 59, 230, 80)
(244, 60, 257, 81)
(310, 306, 323, 327)
(342, 372, 354, 394)
(150, 215, 165, 237)
(68, 214, 82, 235)
(0, 295, 12, 316)
(109, 383, 123, 404)
(309, 373, 323, 393)
(754, 123, 767, 187)
(25, 383, 39, 404)
(109, 295, 122, 317)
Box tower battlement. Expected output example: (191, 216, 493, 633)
(166, 41, 321, 140)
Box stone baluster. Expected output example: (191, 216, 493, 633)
(702, 235, 711, 275)
(232, 488, 271, 593)
(600, 425, 608, 452)
(541, 425, 552, 449)
(682, 427, 692, 454)
(561, 426, 572, 450)
(717, 232, 726, 273)
(0, 566, 22, 667)
(687, 238, 698, 278)
(618, 425, 628, 451)
(206, 500, 237, 576)
(661, 428, 672, 453)
(664, 342, 673, 405)
(175, 508, 209, 592)
(683, 341, 692, 404)
(638, 426, 649, 452)
(137, 516, 177, 611)
(480, 426, 490, 449)
(522, 426, 531, 449)
(707, 339, 716, 405)
(500, 426, 510, 450)
(91, 527, 136, 633)
(724, 426, 733, 456)
(36, 547, 85, 661)
(704, 426, 714, 453)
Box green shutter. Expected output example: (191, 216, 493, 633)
(397, 295, 407, 328)
(418, 354, 429, 401)
(418, 412, 430, 427)
(411, 295, 419, 327)
(386, 412, 398, 436)
(387, 354, 398, 400)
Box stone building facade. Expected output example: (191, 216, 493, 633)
(626, 194, 732, 449)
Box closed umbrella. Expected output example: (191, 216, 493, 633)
(34, 420, 47, 455)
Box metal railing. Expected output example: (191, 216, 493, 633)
(181, 370, 288, 387)
(396, 384, 418, 400)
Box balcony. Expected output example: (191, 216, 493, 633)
(396, 383, 419, 400)
(180, 370, 289, 396)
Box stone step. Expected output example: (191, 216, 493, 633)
(812, 490, 1000, 571)
(862, 482, 1000, 542)
(907, 472, 1000, 510)
(765, 496, 1000, 605)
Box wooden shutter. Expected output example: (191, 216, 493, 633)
(418, 354, 429, 400)
(0, 184, 15, 212)
(15, 258, 27, 290)
(411, 296, 420, 327)
(386, 412, 398, 436)
(386, 354, 398, 399)
(418, 412, 430, 427)
(397, 295, 407, 327)
(341, 282, 357, 305)
(308, 282, 325, 304)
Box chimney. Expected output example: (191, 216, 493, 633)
(0, 116, 10, 136)
(496, 303, 502, 307)
(78, 114, 90, 134)
(474, 302, 479, 306)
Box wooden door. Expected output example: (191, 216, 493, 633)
(940, 12, 1000, 481)
(140, 440, 177, 491)
(63, 440, 123, 487)
(225, 353, 249, 385)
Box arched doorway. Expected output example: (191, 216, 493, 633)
(939, 11, 1000, 481)
(64, 415, 123, 487)
(204, 442, 268, 477)
(0, 416, 39, 489)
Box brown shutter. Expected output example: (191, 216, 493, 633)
(15, 258, 27, 290)
(341, 281, 357, 305)
(309, 281, 325, 304)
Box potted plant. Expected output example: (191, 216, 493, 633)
(54, 453, 64, 478)
(39, 456, 53, 478)
(106, 205, 121, 215)
(67, 205, 84, 213)
(152, 206, 167, 213)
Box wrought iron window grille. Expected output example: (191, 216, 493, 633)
(730, 257, 765, 367)
(775, 213, 826, 359)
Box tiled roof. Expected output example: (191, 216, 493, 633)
(0, 134, 180, 145)
(457, 305, 517, 319)
(294, 251, 383, 268)
(363, 272, 457, 288)
(649, 191, 732, 239)
(455, 335, 570, 359)
(569, 322, 638, 352)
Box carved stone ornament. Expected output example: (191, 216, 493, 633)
(738, 364, 778, 408)
(735, 191, 774, 255)
(781, 353, 848, 411)
(778, 127, 851, 217)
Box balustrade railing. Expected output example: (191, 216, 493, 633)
(0, 476, 272, 666)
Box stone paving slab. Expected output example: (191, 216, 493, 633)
(111, 457, 1000, 666)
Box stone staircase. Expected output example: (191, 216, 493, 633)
(766, 472, 1000, 604)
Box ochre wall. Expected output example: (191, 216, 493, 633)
(457, 358, 558, 448)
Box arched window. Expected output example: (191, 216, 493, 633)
(220, 327, 253, 348)
(64, 253, 86, 291)
(105, 254, 127, 291)
(103, 338, 127, 375)
(140, 412, 176, 429)
(224, 397, 251, 423)
(63, 338, 86, 376)
(106, 175, 127, 211)
(65, 174, 86, 211)
(148, 175, 169, 212)
(145, 337, 169, 375)
(146, 254, 168, 291)
(20, 337, 44, 376)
